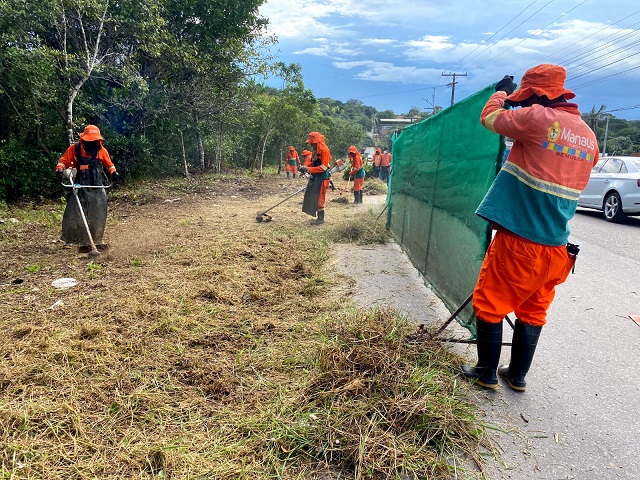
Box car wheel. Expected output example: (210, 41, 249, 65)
(603, 191, 625, 223)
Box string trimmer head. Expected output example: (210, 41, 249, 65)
(256, 211, 272, 223)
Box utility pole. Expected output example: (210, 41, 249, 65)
(442, 72, 467, 106)
(602, 116, 610, 156)
(422, 87, 439, 114)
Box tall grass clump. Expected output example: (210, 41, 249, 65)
(245, 307, 486, 479)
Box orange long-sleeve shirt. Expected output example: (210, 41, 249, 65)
(308, 142, 331, 175)
(56, 141, 116, 174)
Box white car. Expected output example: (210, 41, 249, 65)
(577, 156, 640, 222)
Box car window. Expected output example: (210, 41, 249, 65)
(631, 159, 640, 170)
(599, 158, 623, 174)
(592, 159, 606, 173)
(620, 163, 628, 174)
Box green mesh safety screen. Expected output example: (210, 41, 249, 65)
(387, 85, 504, 338)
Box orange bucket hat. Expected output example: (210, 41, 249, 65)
(348, 145, 358, 155)
(506, 64, 575, 105)
(79, 125, 104, 142)
(306, 131, 323, 144)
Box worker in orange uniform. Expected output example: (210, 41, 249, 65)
(462, 64, 599, 391)
(301, 149, 313, 168)
(299, 132, 331, 225)
(379, 148, 392, 184)
(285, 145, 300, 178)
(347, 146, 365, 204)
(372, 148, 382, 178)
(55, 125, 119, 251)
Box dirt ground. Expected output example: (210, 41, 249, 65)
(4, 173, 492, 479)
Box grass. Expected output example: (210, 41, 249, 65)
(0, 172, 489, 479)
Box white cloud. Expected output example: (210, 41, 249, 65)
(333, 60, 442, 84)
(258, 0, 640, 116)
(361, 38, 397, 46)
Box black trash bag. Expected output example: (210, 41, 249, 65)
(302, 175, 322, 217)
(62, 188, 107, 246)
(62, 159, 108, 246)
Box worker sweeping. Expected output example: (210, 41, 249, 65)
(347, 145, 365, 204)
(299, 132, 331, 225)
(285, 145, 300, 178)
(55, 125, 118, 252)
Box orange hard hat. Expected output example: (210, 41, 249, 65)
(79, 125, 103, 142)
(306, 131, 323, 144)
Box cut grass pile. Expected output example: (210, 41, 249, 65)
(0, 173, 488, 479)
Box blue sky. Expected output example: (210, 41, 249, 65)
(258, 0, 640, 120)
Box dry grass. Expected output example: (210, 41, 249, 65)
(0, 173, 488, 479)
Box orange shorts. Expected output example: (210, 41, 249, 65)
(472, 230, 575, 327)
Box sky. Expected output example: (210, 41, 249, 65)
(257, 0, 640, 120)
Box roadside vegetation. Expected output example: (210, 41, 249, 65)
(0, 173, 492, 479)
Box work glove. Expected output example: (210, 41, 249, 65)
(111, 171, 120, 184)
(299, 166, 309, 174)
(56, 169, 64, 182)
(495, 75, 516, 95)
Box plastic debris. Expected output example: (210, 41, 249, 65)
(51, 278, 78, 289)
(49, 299, 64, 310)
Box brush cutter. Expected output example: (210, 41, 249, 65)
(256, 159, 347, 223)
(256, 184, 307, 223)
(61, 168, 112, 258)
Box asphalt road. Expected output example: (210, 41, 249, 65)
(335, 201, 640, 480)
(481, 209, 640, 479)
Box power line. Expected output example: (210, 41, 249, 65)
(570, 63, 640, 89)
(606, 104, 640, 113)
(521, 9, 640, 72)
(454, 0, 539, 66)
(459, 0, 557, 68)
(471, 0, 590, 70)
(568, 49, 640, 82)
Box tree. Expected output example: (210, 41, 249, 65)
(585, 104, 606, 135)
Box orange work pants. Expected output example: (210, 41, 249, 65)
(317, 179, 329, 210)
(352, 177, 364, 192)
(285, 163, 298, 174)
(472, 230, 574, 327)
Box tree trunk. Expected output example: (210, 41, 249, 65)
(259, 127, 275, 175)
(180, 131, 190, 178)
(215, 135, 222, 173)
(64, 1, 110, 144)
(193, 112, 205, 170)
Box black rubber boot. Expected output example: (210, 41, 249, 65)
(353, 192, 358, 204)
(498, 321, 542, 392)
(311, 209, 325, 225)
(286, 172, 290, 178)
(462, 319, 503, 389)
(358, 191, 364, 203)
